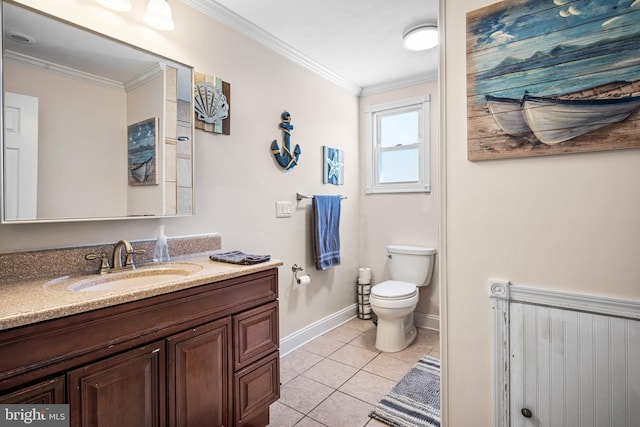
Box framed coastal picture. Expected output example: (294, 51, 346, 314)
(323, 146, 344, 185)
(466, 0, 640, 161)
(127, 117, 158, 185)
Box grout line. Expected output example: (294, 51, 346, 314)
(274, 319, 440, 427)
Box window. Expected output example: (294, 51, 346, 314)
(365, 96, 430, 194)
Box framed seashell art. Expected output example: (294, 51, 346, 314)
(194, 71, 231, 134)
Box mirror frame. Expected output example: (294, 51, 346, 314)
(1, 0, 195, 223)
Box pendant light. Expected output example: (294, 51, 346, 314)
(97, 0, 132, 12)
(144, 0, 175, 31)
(402, 24, 439, 51)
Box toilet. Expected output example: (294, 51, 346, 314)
(369, 245, 436, 352)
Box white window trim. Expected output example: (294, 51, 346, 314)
(365, 95, 430, 194)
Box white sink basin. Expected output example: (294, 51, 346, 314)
(47, 262, 204, 293)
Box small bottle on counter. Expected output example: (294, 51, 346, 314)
(153, 225, 170, 262)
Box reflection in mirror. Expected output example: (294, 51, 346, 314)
(2, 1, 194, 223)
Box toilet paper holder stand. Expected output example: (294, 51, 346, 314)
(292, 264, 309, 284)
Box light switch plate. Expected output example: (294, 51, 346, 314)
(276, 201, 292, 218)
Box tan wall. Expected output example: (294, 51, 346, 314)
(359, 81, 440, 319)
(4, 60, 127, 218)
(126, 74, 165, 216)
(1, 0, 359, 339)
(444, 0, 640, 425)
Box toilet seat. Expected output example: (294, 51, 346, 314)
(371, 280, 417, 300)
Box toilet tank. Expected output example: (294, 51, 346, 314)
(386, 245, 436, 286)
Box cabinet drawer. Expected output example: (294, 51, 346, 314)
(233, 352, 279, 425)
(233, 302, 279, 370)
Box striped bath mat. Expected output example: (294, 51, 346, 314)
(369, 354, 440, 427)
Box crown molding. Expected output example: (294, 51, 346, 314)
(124, 63, 165, 93)
(360, 70, 439, 97)
(182, 0, 362, 95)
(4, 50, 124, 90)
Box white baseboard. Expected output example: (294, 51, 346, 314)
(279, 304, 357, 356)
(280, 305, 440, 357)
(415, 312, 440, 331)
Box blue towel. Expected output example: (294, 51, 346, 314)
(312, 195, 341, 270)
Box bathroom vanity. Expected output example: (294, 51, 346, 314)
(0, 254, 281, 427)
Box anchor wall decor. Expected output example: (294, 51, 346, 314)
(271, 111, 301, 170)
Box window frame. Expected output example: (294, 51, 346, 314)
(365, 95, 430, 194)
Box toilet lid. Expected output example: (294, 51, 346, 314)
(371, 281, 417, 300)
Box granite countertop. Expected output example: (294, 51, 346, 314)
(0, 254, 283, 331)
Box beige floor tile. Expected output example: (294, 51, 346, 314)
(366, 417, 390, 426)
(323, 323, 365, 343)
(349, 327, 378, 352)
(338, 370, 396, 405)
(293, 417, 326, 427)
(279, 375, 334, 414)
(416, 329, 440, 347)
(328, 343, 379, 369)
(281, 349, 324, 374)
(386, 337, 430, 364)
(267, 401, 304, 427)
(343, 318, 375, 332)
(302, 334, 345, 357)
(307, 391, 373, 427)
(303, 358, 359, 389)
(362, 354, 414, 382)
(280, 366, 298, 385)
(274, 321, 441, 425)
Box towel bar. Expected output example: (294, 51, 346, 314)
(296, 192, 347, 201)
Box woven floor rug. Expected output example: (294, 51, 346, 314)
(369, 354, 440, 427)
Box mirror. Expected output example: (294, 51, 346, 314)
(1, 1, 194, 223)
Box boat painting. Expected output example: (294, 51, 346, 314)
(128, 117, 158, 185)
(130, 156, 155, 183)
(485, 95, 531, 137)
(522, 93, 640, 144)
(466, 0, 640, 160)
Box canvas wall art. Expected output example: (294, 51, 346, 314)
(128, 117, 158, 185)
(466, 0, 640, 161)
(194, 71, 231, 134)
(323, 146, 344, 185)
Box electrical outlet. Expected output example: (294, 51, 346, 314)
(276, 201, 292, 218)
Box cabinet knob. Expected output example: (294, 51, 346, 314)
(521, 408, 533, 418)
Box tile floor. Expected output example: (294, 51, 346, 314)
(268, 318, 440, 427)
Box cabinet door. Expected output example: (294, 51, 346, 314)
(0, 376, 65, 404)
(67, 341, 165, 427)
(167, 318, 231, 427)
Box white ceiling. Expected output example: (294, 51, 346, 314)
(186, 0, 439, 95)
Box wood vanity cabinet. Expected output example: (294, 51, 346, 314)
(0, 268, 280, 427)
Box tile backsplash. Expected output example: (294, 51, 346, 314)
(0, 234, 221, 285)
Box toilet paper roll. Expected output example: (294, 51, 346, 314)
(297, 275, 311, 285)
(358, 267, 371, 282)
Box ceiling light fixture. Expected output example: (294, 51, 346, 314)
(402, 24, 438, 51)
(96, 0, 132, 12)
(144, 0, 175, 31)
